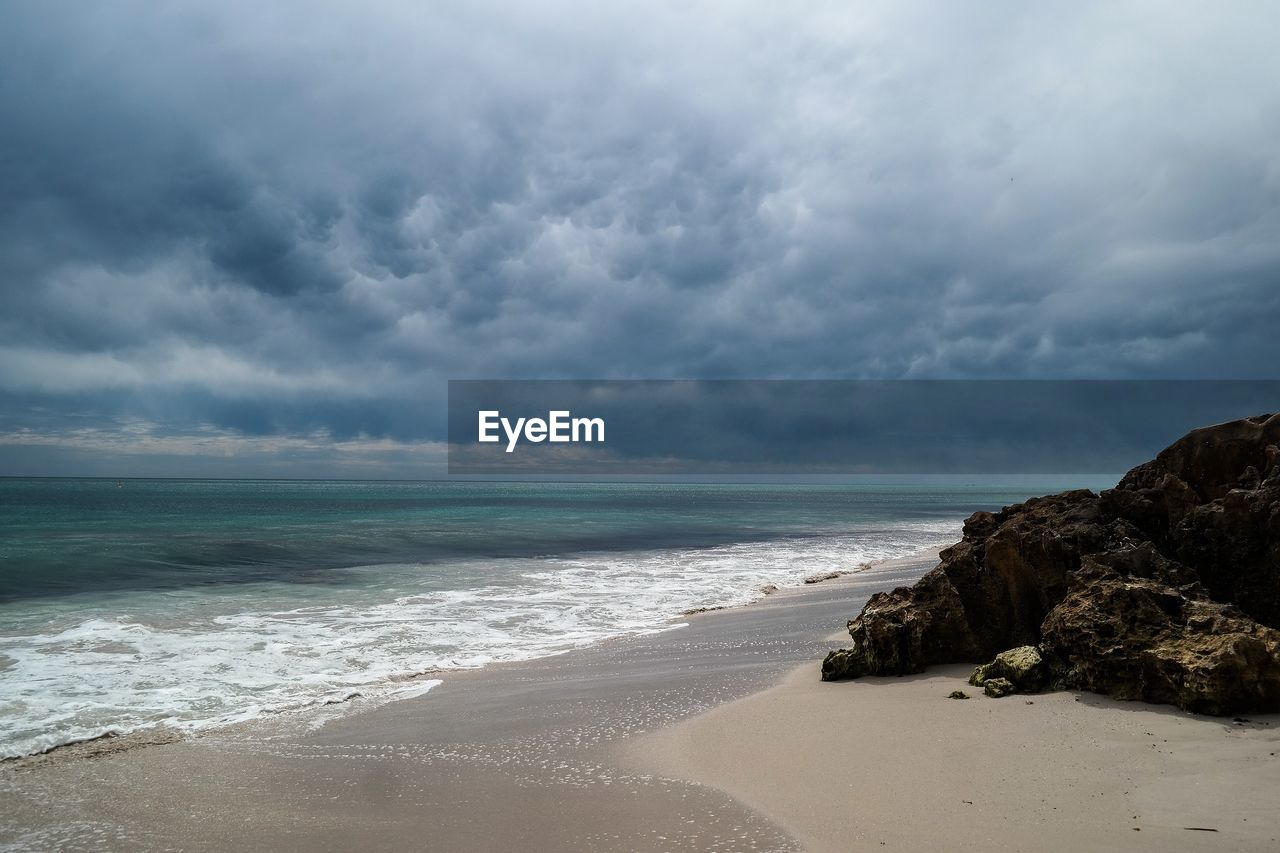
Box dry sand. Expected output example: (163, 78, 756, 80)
(624, 661, 1280, 852)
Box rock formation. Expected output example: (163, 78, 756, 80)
(823, 413, 1280, 715)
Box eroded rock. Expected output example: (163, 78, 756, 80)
(821, 568, 980, 679)
(823, 413, 1280, 715)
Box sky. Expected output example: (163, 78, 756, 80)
(2, 1, 1278, 477)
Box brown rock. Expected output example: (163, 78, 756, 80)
(821, 568, 980, 679)
(1040, 567, 1280, 715)
(822, 413, 1280, 715)
(1102, 413, 1280, 627)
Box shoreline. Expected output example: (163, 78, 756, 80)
(0, 543, 946, 769)
(1, 549, 940, 851)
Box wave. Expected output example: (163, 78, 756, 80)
(0, 521, 956, 759)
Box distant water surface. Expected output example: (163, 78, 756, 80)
(0, 477, 1108, 758)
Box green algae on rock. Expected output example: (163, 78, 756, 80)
(982, 678, 1015, 698)
(968, 646, 1048, 694)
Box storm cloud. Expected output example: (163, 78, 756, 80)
(2, 1, 1278, 475)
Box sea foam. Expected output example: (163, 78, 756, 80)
(0, 521, 955, 759)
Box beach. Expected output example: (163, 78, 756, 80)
(5, 549, 1277, 851)
(630, 665, 1280, 851)
(6, 0, 1279, 848)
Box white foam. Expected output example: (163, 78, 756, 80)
(0, 522, 956, 759)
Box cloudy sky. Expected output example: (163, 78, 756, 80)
(2, 1, 1278, 476)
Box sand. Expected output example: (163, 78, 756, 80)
(625, 663, 1280, 852)
(4, 549, 1279, 851)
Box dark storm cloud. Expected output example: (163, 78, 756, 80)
(1, 1, 1279, 474)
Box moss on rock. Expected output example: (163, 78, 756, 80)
(983, 677, 1015, 698)
(968, 645, 1048, 693)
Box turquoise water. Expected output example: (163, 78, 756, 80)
(0, 476, 1108, 757)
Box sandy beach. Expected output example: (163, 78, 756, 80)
(8, 1, 1279, 849)
(4, 550, 1279, 851)
(628, 664, 1280, 851)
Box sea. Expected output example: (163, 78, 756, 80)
(0, 476, 1109, 759)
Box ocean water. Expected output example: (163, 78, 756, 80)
(0, 476, 1108, 759)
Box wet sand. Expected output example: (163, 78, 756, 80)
(0, 553, 935, 851)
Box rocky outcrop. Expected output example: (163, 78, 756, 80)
(823, 413, 1280, 715)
